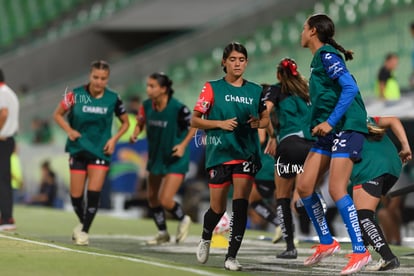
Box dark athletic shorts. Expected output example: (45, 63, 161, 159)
(275, 135, 314, 178)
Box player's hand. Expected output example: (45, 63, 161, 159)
(399, 146, 412, 163)
(103, 138, 116, 155)
(247, 115, 260, 128)
(67, 129, 81, 141)
(129, 135, 138, 144)
(264, 137, 276, 156)
(172, 144, 185, 157)
(219, 117, 238, 131)
(311, 121, 332, 136)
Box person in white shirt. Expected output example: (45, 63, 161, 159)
(0, 69, 19, 231)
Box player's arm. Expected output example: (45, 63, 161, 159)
(256, 106, 269, 129)
(191, 82, 238, 131)
(376, 116, 412, 163)
(130, 105, 146, 143)
(110, 97, 130, 142)
(104, 96, 129, 155)
(262, 86, 278, 155)
(191, 111, 238, 131)
(313, 52, 358, 136)
(0, 107, 8, 131)
(173, 106, 197, 157)
(53, 92, 81, 141)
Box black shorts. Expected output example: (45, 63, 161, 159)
(355, 174, 398, 198)
(254, 179, 275, 199)
(207, 162, 256, 188)
(69, 154, 110, 173)
(275, 136, 314, 179)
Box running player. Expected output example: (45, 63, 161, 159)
(297, 13, 371, 275)
(193, 42, 269, 271)
(130, 72, 194, 245)
(350, 116, 411, 271)
(262, 58, 315, 259)
(53, 60, 129, 245)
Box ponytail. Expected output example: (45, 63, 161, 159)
(327, 38, 354, 61)
(307, 14, 354, 61)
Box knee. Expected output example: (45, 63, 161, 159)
(159, 197, 174, 209)
(210, 204, 226, 215)
(296, 183, 311, 198)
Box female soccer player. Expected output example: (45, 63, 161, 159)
(296, 13, 371, 275)
(262, 58, 315, 259)
(130, 72, 194, 245)
(192, 42, 269, 271)
(54, 60, 129, 245)
(350, 116, 411, 271)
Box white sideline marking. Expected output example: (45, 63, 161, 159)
(0, 234, 224, 276)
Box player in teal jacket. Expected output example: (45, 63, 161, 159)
(54, 60, 129, 246)
(263, 58, 315, 259)
(130, 72, 195, 245)
(296, 14, 371, 275)
(192, 42, 269, 271)
(349, 116, 411, 271)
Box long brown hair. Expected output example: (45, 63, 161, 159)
(307, 14, 354, 61)
(277, 58, 310, 102)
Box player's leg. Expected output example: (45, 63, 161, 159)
(275, 175, 296, 258)
(146, 173, 170, 244)
(160, 173, 192, 243)
(354, 175, 399, 271)
(197, 165, 230, 264)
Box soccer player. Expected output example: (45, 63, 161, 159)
(130, 72, 194, 245)
(53, 60, 129, 245)
(297, 13, 371, 275)
(193, 42, 269, 271)
(262, 58, 315, 259)
(350, 116, 411, 271)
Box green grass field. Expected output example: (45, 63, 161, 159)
(1, 205, 414, 275)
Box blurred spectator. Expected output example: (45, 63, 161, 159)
(410, 22, 414, 88)
(11, 146, 24, 203)
(31, 117, 53, 144)
(26, 160, 57, 207)
(117, 95, 145, 142)
(375, 53, 400, 105)
(0, 68, 19, 231)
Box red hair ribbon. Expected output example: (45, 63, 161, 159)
(281, 58, 298, 76)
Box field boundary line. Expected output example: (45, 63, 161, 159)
(0, 234, 225, 276)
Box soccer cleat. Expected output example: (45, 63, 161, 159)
(365, 257, 400, 272)
(340, 250, 372, 275)
(176, 215, 192, 243)
(272, 225, 283, 243)
(0, 218, 16, 231)
(304, 239, 340, 266)
(146, 232, 170, 245)
(196, 239, 211, 264)
(224, 257, 242, 271)
(74, 231, 89, 246)
(277, 248, 297, 259)
(72, 224, 83, 241)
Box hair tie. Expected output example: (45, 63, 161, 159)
(280, 58, 298, 76)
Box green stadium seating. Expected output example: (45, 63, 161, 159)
(0, 0, 142, 53)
